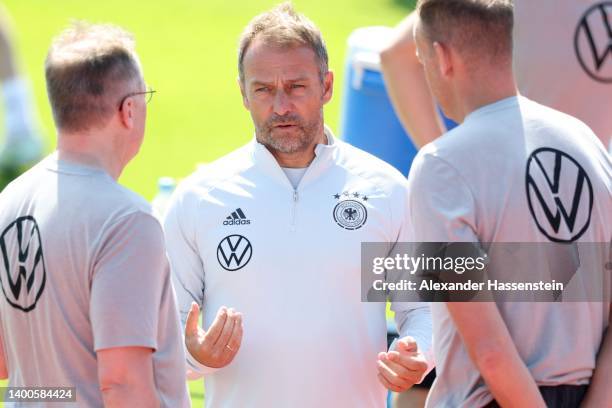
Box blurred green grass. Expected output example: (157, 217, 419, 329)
(0, 0, 412, 405)
(3, 0, 414, 200)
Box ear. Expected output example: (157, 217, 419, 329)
(118, 97, 135, 130)
(321, 70, 333, 105)
(432, 41, 453, 79)
(238, 77, 250, 110)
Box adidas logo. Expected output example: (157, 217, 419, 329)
(223, 208, 251, 226)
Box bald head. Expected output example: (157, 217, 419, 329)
(45, 22, 143, 133)
(416, 0, 513, 67)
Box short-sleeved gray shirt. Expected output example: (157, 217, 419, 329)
(0, 154, 189, 407)
(406, 97, 611, 407)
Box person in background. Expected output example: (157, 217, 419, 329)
(0, 4, 43, 189)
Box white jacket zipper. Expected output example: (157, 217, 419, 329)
(290, 190, 299, 230)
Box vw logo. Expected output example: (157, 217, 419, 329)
(525, 148, 594, 242)
(217, 235, 253, 271)
(0, 216, 47, 312)
(574, 2, 612, 83)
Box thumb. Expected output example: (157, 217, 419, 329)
(398, 336, 418, 353)
(185, 302, 201, 336)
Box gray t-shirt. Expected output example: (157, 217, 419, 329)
(0, 154, 189, 407)
(406, 96, 611, 407)
(514, 0, 612, 147)
(281, 167, 308, 189)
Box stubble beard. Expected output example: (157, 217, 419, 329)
(255, 110, 323, 155)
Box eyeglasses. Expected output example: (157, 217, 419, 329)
(118, 86, 156, 111)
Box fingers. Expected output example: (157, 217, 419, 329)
(382, 353, 423, 384)
(387, 350, 429, 373)
(377, 372, 404, 393)
(397, 336, 418, 353)
(221, 313, 243, 362)
(203, 306, 228, 346)
(214, 308, 238, 348)
(376, 348, 428, 393)
(225, 313, 243, 352)
(185, 305, 244, 369)
(377, 360, 412, 392)
(185, 302, 200, 336)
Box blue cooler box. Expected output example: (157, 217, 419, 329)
(339, 26, 455, 175)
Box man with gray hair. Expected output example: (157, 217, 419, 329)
(164, 3, 433, 407)
(0, 23, 189, 407)
(405, 0, 611, 407)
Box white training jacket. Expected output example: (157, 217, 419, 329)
(163, 127, 432, 408)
